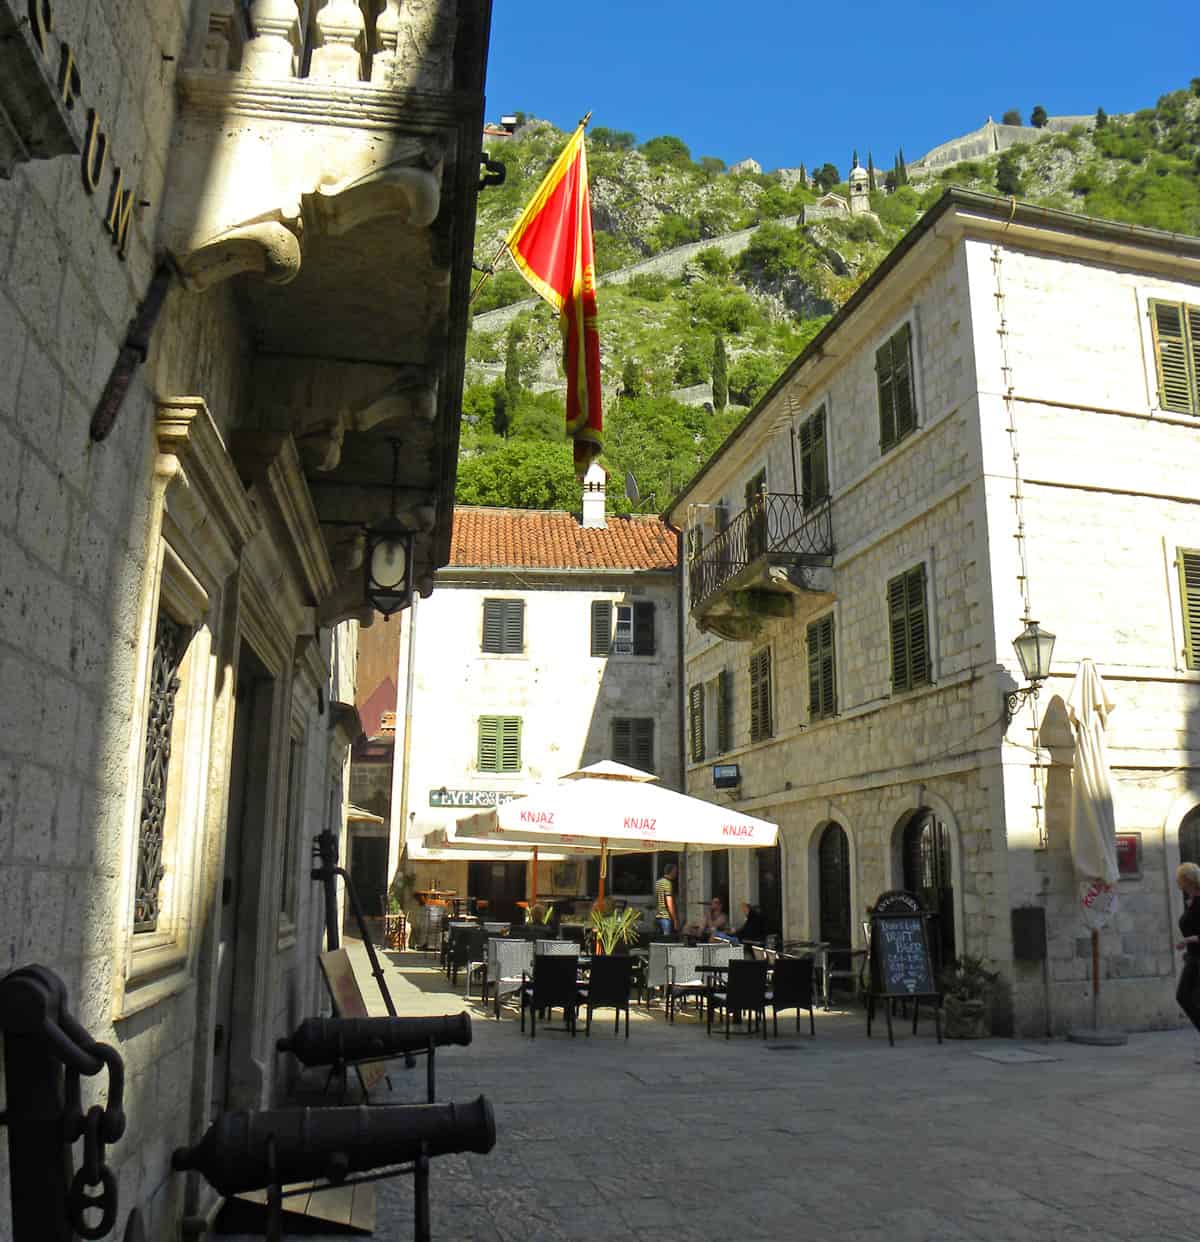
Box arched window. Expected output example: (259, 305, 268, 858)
(902, 811, 955, 969)
(818, 823, 851, 947)
(1181, 806, 1200, 865)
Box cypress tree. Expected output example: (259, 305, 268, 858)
(502, 325, 522, 437)
(867, 151, 876, 191)
(798, 161, 807, 186)
(852, 147, 859, 170)
(712, 334, 728, 412)
(1095, 106, 1108, 129)
(896, 148, 908, 186)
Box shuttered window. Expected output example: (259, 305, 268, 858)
(612, 717, 655, 772)
(807, 614, 837, 720)
(633, 602, 655, 654)
(481, 599, 524, 653)
(799, 406, 829, 509)
(607, 602, 656, 656)
(478, 716, 521, 772)
(716, 669, 733, 754)
(688, 685, 705, 763)
(877, 322, 917, 453)
(591, 600, 612, 656)
(887, 564, 931, 693)
(749, 648, 773, 743)
(1179, 549, 1200, 670)
(1150, 300, 1200, 415)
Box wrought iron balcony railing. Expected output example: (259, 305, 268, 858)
(688, 493, 833, 609)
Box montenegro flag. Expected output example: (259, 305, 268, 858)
(504, 123, 602, 477)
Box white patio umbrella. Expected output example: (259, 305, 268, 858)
(456, 761, 777, 903)
(1066, 658, 1125, 1043)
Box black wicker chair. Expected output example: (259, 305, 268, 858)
(519, 954, 581, 1038)
(767, 955, 816, 1036)
(707, 959, 769, 1040)
(579, 956, 633, 1038)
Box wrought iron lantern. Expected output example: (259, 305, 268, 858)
(1003, 620, 1056, 728)
(364, 439, 416, 617)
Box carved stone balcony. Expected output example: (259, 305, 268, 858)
(688, 494, 834, 641)
(157, 0, 492, 624)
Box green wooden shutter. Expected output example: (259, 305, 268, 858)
(749, 648, 772, 741)
(888, 574, 910, 691)
(799, 416, 814, 508)
(892, 323, 916, 439)
(1179, 549, 1200, 670)
(482, 600, 504, 652)
(717, 669, 732, 753)
(482, 600, 523, 653)
(876, 337, 897, 451)
(906, 565, 930, 686)
(821, 616, 837, 715)
(1189, 308, 1200, 413)
(633, 719, 655, 771)
(688, 685, 705, 762)
(612, 717, 634, 765)
(503, 600, 524, 652)
(810, 406, 828, 504)
(590, 600, 612, 656)
(807, 615, 836, 718)
(499, 717, 521, 772)
(633, 602, 656, 655)
(478, 716, 499, 769)
(1151, 301, 1196, 415)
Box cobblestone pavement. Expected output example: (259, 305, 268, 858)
(223, 944, 1200, 1242)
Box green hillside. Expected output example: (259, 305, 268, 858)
(460, 84, 1200, 515)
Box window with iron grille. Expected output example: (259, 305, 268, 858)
(597, 601, 656, 656)
(1150, 300, 1200, 415)
(134, 612, 192, 933)
(749, 648, 773, 743)
(799, 406, 829, 509)
(807, 614, 837, 719)
(688, 685, 705, 763)
(887, 564, 931, 693)
(1178, 548, 1200, 670)
(478, 716, 522, 772)
(612, 717, 654, 772)
(876, 322, 917, 453)
(481, 598, 524, 653)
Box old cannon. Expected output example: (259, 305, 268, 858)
(276, 1013, 472, 1102)
(173, 1096, 495, 1242)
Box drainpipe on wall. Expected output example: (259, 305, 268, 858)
(675, 527, 689, 898)
(391, 593, 419, 888)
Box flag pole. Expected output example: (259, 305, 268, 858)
(468, 111, 592, 306)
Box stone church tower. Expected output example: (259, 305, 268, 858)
(849, 162, 871, 215)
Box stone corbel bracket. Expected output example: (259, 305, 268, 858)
(162, 72, 450, 292)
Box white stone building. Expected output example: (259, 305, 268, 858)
(392, 487, 681, 924)
(667, 189, 1200, 1036)
(0, 0, 490, 1235)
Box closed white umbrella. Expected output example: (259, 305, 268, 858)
(1066, 658, 1125, 1044)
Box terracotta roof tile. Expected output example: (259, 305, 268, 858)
(447, 506, 677, 572)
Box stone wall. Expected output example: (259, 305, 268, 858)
(913, 115, 1097, 171)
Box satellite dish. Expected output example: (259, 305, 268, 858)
(624, 471, 641, 505)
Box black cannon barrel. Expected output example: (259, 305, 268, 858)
(171, 1096, 495, 1196)
(275, 1014, 472, 1066)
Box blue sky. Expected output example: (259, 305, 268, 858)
(483, 3, 1198, 172)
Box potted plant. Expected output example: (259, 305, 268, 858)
(939, 954, 1000, 1038)
(385, 869, 416, 949)
(588, 903, 642, 955)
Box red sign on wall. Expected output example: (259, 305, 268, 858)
(1115, 834, 1141, 879)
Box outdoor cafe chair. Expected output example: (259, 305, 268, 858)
(643, 941, 672, 1006)
(487, 937, 533, 1018)
(519, 954, 581, 1038)
(766, 955, 816, 1036)
(665, 946, 706, 1023)
(534, 939, 578, 956)
(701, 941, 738, 970)
(579, 955, 634, 1039)
(707, 959, 770, 1040)
(452, 928, 487, 993)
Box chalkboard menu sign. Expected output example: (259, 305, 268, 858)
(873, 916, 935, 998)
(867, 891, 942, 1046)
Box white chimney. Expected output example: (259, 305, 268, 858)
(581, 460, 607, 529)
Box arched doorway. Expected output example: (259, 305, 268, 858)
(756, 845, 782, 940)
(902, 811, 956, 971)
(1181, 806, 1200, 864)
(818, 823, 852, 947)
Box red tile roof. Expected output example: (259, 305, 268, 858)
(447, 507, 678, 571)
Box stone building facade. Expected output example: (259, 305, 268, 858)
(392, 487, 682, 923)
(0, 0, 490, 1236)
(668, 189, 1200, 1036)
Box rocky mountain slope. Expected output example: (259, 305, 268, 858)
(459, 85, 1200, 515)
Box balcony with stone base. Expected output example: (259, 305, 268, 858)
(688, 493, 835, 641)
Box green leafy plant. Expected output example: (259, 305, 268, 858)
(588, 903, 642, 954)
(939, 954, 999, 1004)
(388, 869, 416, 914)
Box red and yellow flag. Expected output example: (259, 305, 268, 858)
(504, 123, 602, 477)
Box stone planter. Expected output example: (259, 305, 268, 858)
(942, 995, 989, 1039)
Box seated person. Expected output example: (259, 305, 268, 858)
(685, 896, 729, 940)
(734, 902, 768, 944)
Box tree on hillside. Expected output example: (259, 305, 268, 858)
(1002, 109, 1022, 126)
(501, 325, 523, 436)
(712, 334, 728, 412)
(591, 126, 635, 150)
(700, 155, 726, 176)
(852, 148, 859, 170)
(797, 162, 808, 186)
(867, 151, 876, 191)
(995, 150, 1022, 196)
(892, 150, 908, 187)
(621, 356, 644, 398)
(1095, 107, 1108, 128)
(640, 134, 692, 166)
(456, 439, 577, 510)
(813, 162, 840, 191)
(1030, 105, 1048, 128)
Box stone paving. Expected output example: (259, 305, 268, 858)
(224, 943, 1200, 1242)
